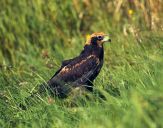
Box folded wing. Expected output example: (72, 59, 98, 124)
(48, 55, 100, 86)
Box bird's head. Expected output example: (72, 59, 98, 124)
(85, 32, 111, 47)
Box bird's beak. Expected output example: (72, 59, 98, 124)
(102, 35, 111, 43)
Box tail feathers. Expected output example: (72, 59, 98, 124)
(19, 82, 79, 110)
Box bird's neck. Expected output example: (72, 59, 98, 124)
(81, 45, 104, 59)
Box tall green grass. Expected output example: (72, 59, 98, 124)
(0, 0, 163, 128)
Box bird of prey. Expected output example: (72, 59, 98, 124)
(46, 32, 111, 98)
(19, 32, 111, 110)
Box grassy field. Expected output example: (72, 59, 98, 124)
(0, 0, 163, 128)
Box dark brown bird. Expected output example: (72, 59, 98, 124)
(47, 32, 111, 98)
(19, 32, 111, 109)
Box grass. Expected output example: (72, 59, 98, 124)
(0, 0, 163, 128)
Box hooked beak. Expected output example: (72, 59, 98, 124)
(102, 35, 111, 43)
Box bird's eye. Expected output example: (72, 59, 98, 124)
(97, 36, 103, 40)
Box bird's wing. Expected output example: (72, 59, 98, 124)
(50, 49, 86, 79)
(50, 58, 76, 78)
(50, 55, 100, 84)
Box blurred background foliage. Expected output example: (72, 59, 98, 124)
(0, 0, 162, 65)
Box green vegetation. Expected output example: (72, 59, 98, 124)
(0, 0, 163, 128)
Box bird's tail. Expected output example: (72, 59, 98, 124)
(19, 82, 75, 109)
